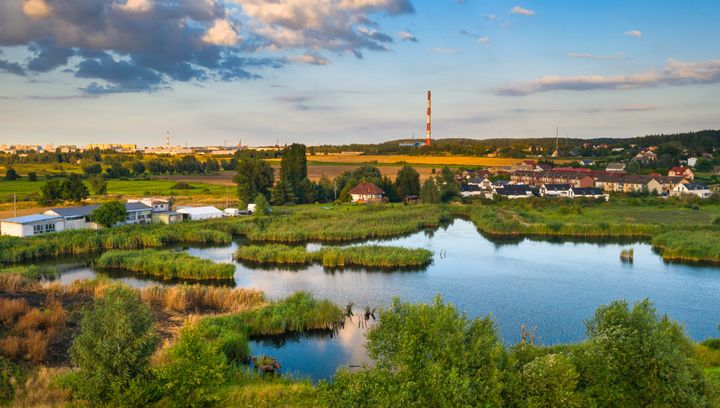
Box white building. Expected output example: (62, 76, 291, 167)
(0, 214, 64, 237)
(539, 184, 572, 197)
(671, 183, 713, 198)
(176, 206, 224, 220)
(44, 205, 101, 230)
(127, 197, 173, 212)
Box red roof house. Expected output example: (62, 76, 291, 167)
(668, 166, 694, 180)
(349, 182, 386, 203)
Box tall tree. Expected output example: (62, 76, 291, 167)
(420, 178, 441, 204)
(61, 174, 89, 202)
(3, 168, 19, 181)
(279, 143, 308, 202)
(89, 175, 107, 195)
(271, 178, 296, 205)
(233, 158, 274, 206)
(91, 200, 127, 228)
(395, 166, 420, 199)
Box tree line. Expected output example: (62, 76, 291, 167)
(234, 143, 464, 206)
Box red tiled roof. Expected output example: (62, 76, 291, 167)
(349, 182, 385, 195)
(670, 166, 689, 173)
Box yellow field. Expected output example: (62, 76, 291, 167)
(304, 154, 542, 166)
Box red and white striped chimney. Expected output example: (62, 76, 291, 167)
(425, 90, 431, 146)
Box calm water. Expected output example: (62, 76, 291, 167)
(52, 219, 720, 381)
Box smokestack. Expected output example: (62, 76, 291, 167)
(426, 90, 431, 146)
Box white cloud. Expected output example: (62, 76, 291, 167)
(113, 0, 152, 13)
(625, 30, 642, 38)
(398, 30, 418, 42)
(202, 19, 241, 46)
(23, 0, 51, 18)
(510, 6, 535, 16)
(287, 54, 331, 65)
(483, 14, 497, 21)
(567, 52, 625, 61)
(430, 48, 461, 54)
(496, 58, 720, 95)
(619, 104, 657, 111)
(478, 36, 490, 45)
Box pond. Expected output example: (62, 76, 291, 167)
(50, 219, 720, 381)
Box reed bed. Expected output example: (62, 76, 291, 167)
(199, 291, 345, 337)
(233, 205, 450, 243)
(95, 249, 236, 280)
(0, 223, 232, 264)
(652, 230, 720, 263)
(235, 244, 433, 268)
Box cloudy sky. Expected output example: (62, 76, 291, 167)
(1, 0, 719, 146)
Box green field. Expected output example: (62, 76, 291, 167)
(0, 178, 229, 202)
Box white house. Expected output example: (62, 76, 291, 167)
(494, 185, 533, 199)
(539, 183, 572, 197)
(349, 182, 386, 203)
(606, 163, 626, 173)
(176, 206, 224, 220)
(671, 183, 712, 198)
(460, 184, 483, 197)
(44, 205, 100, 230)
(123, 202, 153, 225)
(0, 214, 64, 237)
(571, 187, 609, 201)
(127, 197, 173, 212)
(468, 177, 493, 190)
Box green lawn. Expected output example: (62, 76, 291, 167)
(0, 178, 228, 202)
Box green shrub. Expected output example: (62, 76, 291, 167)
(157, 325, 227, 408)
(69, 285, 157, 405)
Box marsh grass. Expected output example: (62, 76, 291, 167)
(236, 244, 433, 268)
(652, 229, 720, 263)
(95, 249, 236, 280)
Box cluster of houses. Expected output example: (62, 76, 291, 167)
(0, 198, 253, 238)
(458, 162, 713, 200)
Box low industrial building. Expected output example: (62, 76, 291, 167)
(176, 206, 224, 220)
(0, 214, 65, 237)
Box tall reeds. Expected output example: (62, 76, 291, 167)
(95, 249, 236, 280)
(235, 244, 433, 268)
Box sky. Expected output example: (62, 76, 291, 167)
(0, 0, 719, 147)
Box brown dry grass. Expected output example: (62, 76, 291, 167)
(0, 298, 29, 325)
(11, 366, 73, 408)
(0, 335, 24, 359)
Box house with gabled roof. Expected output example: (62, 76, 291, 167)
(671, 183, 712, 198)
(669, 166, 694, 180)
(349, 182, 386, 203)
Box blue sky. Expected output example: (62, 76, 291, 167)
(0, 0, 719, 146)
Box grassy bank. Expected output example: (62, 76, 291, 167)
(651, 229, 720, 263)
(223, 204, 450, 243)
(236, 244, 433, 268)
(95, 249, 236, 280)
(0, 222, 232, 264)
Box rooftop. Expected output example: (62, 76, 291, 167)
(2, 214, 62, 224)
(349, 182, 385, 195)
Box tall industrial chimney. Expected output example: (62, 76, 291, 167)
(425, 90, 432, 147)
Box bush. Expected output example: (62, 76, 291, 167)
(27, 172, 38, 182)
(91, 200, 127, 228)
(157, 325, 227, 407)
(170, 182, 195, 190)
(69, 285, 157, 405)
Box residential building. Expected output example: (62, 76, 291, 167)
(668, 166, 694, 180)
(687, 157, 698, 168)
(127, 197, 173, 212)
(460, 184, 483, 197)
(540, 184, 573, 197)
(349, 182, 386, 203)
(571, 187, 608, 201)
(511, 171, 594, 188)
(0, 214, 64, 237)
(494, 185, 533, 199)
(124, 202, 153, 225)
(606, 163, 626, 173)
(176, 206, 224, 220)
(671, 183, 713, 198)
(467, 177, 493, 190)
(633, 151, 657, 163)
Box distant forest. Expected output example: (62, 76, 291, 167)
(313, 129, 720, 157)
